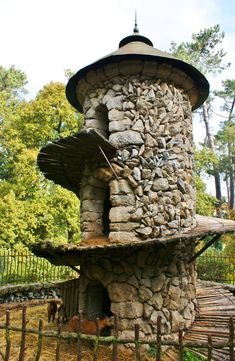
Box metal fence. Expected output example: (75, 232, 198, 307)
(0, 307, 234, 361)
(0, 249, 77, 285)
(197, 252, 235, 284)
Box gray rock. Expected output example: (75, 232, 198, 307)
(171, 311, 185, 332)
(109, 206, 133, 222)
(148, 292, 163, 309)
(109, 130, 144, 148)
(153, 178, 169, 191)
(109, 118, 131, 132)
(136, 227, 152, 237)
(151, 274, 166, 292)
(177, 178, 186, 194)
(106, 95, 124, 110)
(110, 179, 133, 195)
(111, 301, 143, 318)
(139, 286, 153, 302)
(132, 119, 145, 132)
(133, 167, 141, 181)
(108, 282, 137, 302)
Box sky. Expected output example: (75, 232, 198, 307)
(1, 0, 235, 194)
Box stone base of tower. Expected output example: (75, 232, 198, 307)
(78, 240, 197, 339)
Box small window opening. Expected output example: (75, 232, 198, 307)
(102, 187, 111, 236)
(96, 105, 110, 139)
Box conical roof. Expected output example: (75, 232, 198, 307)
(66, 32, 209, 112)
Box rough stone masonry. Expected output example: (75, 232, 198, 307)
(80, 75, 196, 242)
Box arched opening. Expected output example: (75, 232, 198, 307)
(102, 187, 111, 236)
(96, 105, 110, 139)
(86, 282, 112, 322)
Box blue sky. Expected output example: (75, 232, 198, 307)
(0, 0, 234, 194)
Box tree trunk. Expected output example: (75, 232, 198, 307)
(227, 95, 235, 211)
(202, 101, 222, 216)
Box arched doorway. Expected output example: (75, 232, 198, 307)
(86, 282, 112, 320)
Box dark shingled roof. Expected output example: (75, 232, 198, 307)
(66, 33, 209, 112)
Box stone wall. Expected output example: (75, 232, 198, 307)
(78, 241, 197, 339)
(0, 282, 61, 304)
(81, 75, 196, 242)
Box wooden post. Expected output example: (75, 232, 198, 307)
(93, 318, 100, 361)
(112, 316, 118, 361)
(229, 316, 234, 361)
(5, 310, 11, 361)
(76, 311, 82, 361)
(134, 324, 141, 361)
(34, 319, 43, 361)
(156, 316, 162, 361)
(178, 330, 183, 361)
(18, 306, 27, 361)
(207, 335, 212, 361)
(55, 323, 61, 361)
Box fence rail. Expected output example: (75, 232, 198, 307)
(197, 252, 235, 285)
(0, 249, 77, 285)
(0, 307, 234, 361)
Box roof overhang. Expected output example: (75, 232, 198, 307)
(30, 215, 235, 267)
(37, 129, 117, 194)
(66, 37, 209, 112)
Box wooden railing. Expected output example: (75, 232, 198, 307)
(0, 249, 77, 285)
(0, 307, 234, 360)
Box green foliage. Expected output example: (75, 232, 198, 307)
(197, 248, 234, 283)
(0, 65, 27, 96)
(195, 175, 218, 216)
(194, 147, 218, 176)
(214, 79, 235, 210)
(0, 66, 83, 248)
(183, 350, 205, 360)
(223, 233, 235, 257)
(170, 24, 230, 75)
(0, 247, 77, 285)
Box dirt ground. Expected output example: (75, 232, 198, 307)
(0, 300, 156, 361)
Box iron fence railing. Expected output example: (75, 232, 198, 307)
(0, 249, 77, 286)
(197, 253, 235, 284)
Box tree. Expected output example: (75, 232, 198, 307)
(170, 25, 230, 215)
(214, 79, 235, 211)
(0, 70, 83, 248)
(194, 148, 218, 216)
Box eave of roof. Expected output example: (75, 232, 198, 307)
(30, 215, 235, 267)
(37, 129, 116, 194)
(66, 35, 209, 112)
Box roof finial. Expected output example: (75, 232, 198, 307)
(133, 9, 139, 34)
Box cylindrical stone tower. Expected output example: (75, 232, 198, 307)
(37, 28, 210, 340)
(66, 30, 209, 243)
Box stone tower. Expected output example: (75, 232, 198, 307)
(36, 28, 210, 340)
(64, 29, 209, 243)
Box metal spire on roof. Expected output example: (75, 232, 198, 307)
(133, 10, 139, 33)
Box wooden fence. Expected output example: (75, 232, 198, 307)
(0, 306, 234, 361)
(0, 249, 77, 285)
